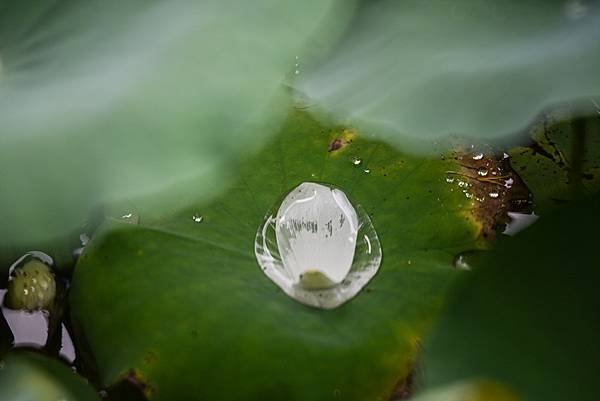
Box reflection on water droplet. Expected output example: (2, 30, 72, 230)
(255, 182, 381, 309)
(294, 70, 300, 75)
(351, 157, 362, 166)
(504, 178, 514, 188)
(489, 192, 499, 198)
(503, 152, 510, 159)
(472, 153, 484, 160)
(363, 168, 370, 174)
(192, 214, 203, 223)
(503, 212, 539, 236)
(477, 167, 488, 176)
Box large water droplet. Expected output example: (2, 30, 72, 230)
(255, 182, 381, 309)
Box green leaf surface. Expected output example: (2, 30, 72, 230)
(509, 112, 600, 213)
(0, 351, 100, 401)
(0, 0, 341, 250)
(70, 109, 484, 400)
(420, 195, 600, 401)
(298, 0, 600, 149)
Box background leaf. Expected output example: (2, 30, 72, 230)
(509, 111, 600, 213)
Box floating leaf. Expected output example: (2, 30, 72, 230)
(69, 109, 488, 400)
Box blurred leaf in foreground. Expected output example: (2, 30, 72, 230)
(419, 194, 600, 401)
(0, 0, 342, 250)
(0, 351, 100, 401)
(298, 0, 600, 149)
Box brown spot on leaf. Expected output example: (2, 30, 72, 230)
(328, 138, 344, 152)
(389, 340, 422, 400)
(327, 128, 358, 153)
(390, 368, 416, 400)
(449, 147, 533, 240)
(121, 368, 156, 399)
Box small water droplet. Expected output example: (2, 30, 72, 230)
(477, 167, 489, 176)
(294, 70, 300, 75)
(504, 178, 514, 188)
(503, 152, 510, 159)
(472, 153, 484, 160)
(350, 157, 362, 166)
(458, 180, 469, 188)
(192, 214, 203, 223)
(454, 254, 471, 270)
(363, 168, 370, 174)
(79, 233, 90, 246)
(120, 212, 140, 224)
(489, 192, 499, 198)
(445, 176, 455, 183)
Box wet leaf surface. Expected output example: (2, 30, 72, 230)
(69, 109, 490, 401)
